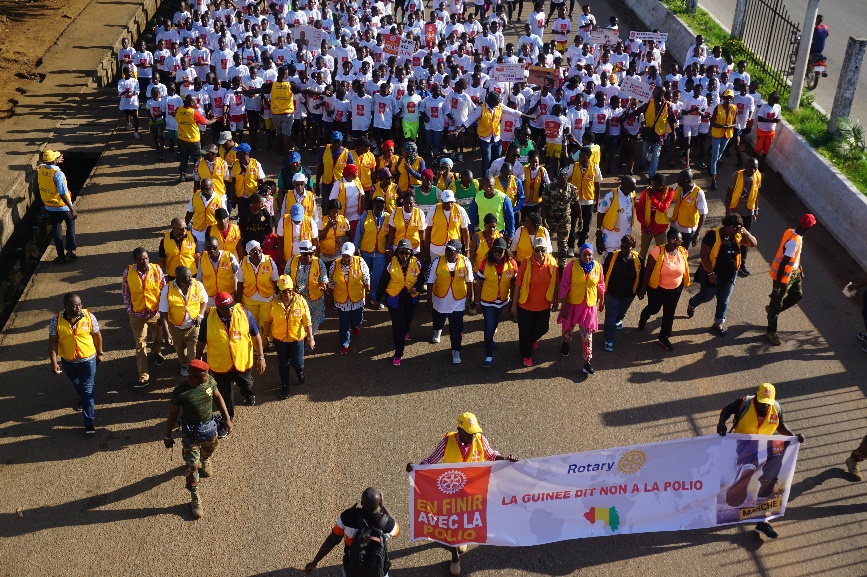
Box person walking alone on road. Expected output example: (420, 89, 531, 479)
(48, 293, 104, 434)
(163, 359, 232, 520)
(637, 229, 690, 351)
(121, 248, 167, 388)
(407, 412, 518, 576)
(766, 214, 815, 346)
(38, 150, 78, 264)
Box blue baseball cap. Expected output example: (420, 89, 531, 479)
(331, 130, 343, 141)
(289, 151, 301, 162)
(290, 204, 305, 222)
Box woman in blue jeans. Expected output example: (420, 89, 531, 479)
(687, 214, 757, 336)
(601, 235, 643, 351)
(709, 90, 738, 190)
(474, 238, 518, 368)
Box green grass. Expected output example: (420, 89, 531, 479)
(660, 0, 867, 194)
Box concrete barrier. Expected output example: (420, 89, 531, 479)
(623, 0, 867, 272)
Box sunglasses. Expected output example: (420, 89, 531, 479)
(397, 250, 412, 256)
(534, 247, 546, 253)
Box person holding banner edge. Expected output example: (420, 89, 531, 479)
(717, 383, 804, 539)
(407, 412, 518, 576)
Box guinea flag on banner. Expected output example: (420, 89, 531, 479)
(411, 463, 492, 546)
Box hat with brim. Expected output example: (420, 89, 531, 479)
(215, 292, 234, 307)
(756, 383, 776, 404)
(457, 411, 482, 434)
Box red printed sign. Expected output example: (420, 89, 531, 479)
(425, 23, 438, 49)
(412, 465, 491, 546)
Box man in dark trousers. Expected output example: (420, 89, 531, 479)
(304, 487, 400, 575)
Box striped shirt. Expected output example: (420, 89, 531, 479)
(421, 433, 500, 464)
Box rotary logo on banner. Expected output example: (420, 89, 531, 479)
(410, 434, 799, 546)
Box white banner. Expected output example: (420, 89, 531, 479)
(620, 76, 654, 103)
(589, 28, 620, 46)
(629, 31, 669, 43)
(493, 63, 525, 83)
(409, 434, 799, 547)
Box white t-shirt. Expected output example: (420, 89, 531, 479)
(422, 96, 447, 130)
(756, 103, 781, 133)
(349, 94, 374, 131)
(680, 95, 707, 126)
(528, 11, 546, 38)
(588, 105, 611, 134)
(118, 78, 140, 110)
(733, 94, 755, 129)
(329, 180, 364, 222)
(401, 93, 423, 122)
(373, 93, 399, 128)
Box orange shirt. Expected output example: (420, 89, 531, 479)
(516, 257, 556, 311)
(650, 245, 686, 289)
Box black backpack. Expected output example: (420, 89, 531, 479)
(345, 507, 391, 577)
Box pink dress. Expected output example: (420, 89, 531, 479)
(557, 260, 606, 332)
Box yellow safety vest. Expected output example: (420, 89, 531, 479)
(191, 190, 223, 232)
(477, 103, 502, 139)
(493, 174, 519, 205)
(281, 214, 314, 261)
(355, 150, 377, 189)
(647, 245, 691, 289)
(175, 106, 201, 143)
(38, 165, 68, 208)
(601, 190, 635, 232)
(331, 256, 366, 304)
(210, 223, 242, 259)
(397, 156, 422, 191)
(289, 255, 325, 301)
(604, 250, 641, 293)
(321, 145, 350, 185)
(385, 256, 422, 297)
(359, 210, 390, 254)
(670, 184, 702, 228)
(126, 264, 162, 314)
(708, 227, 743, 271)
(201, 251, 236, 296)
(319, 214, 350, 257)
(473, 231, 501, 269)
(166, 281, 206, 327)
(268, 296, 310, 342)
(524, 165, 547, 204)
(429, 203, 463, 247)
(206, 305, 254, 373)
(566, 260, 602, 305)
(375, 181, 399, 213)
(711, 103, 737, 139)
(232, 158, 260, 198)
(55, 309, 97, 361)
(443, 431, 486, 463)
(270, 81, 296, 115)
(644, 99, 669, 136)
(728, 169, 762, 211)
(514, 226, 549, 263)
(734, 398, 780, 435)
(432, 255, 469, 299)
(163, 231, 198, 276)
(338, 179, 365, 217)
(479, 258, 516, 304)
(241, 256, 276, 298)
(392, 208, 424, 250)
(286, 190, 316, 220)
(196, 157, 228, 197)
(517, 254, 558, 305)
(570, 162, 596, 201)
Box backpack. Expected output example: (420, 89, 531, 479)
(731, 395, 782, 432)
(345, 507, 391, 577)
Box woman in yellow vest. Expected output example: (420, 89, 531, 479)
(38, 150, 78, 263)
(470, 213, 502, 271)
(474, 238, 517, 368)
(406, 411, 518, 577)
(317, 131, 354, 195)
(396, 140, 425, 193)
(386, 192, 426, 253)
(557, 244, 605, 375)
(353, 196, 390, 307)
(122, 247, 167, 388)
(668, 169, 707, 248)
(723, 159, 761, 275)
(231, 143, 263, 214)
(354, 137, 377, 197)
(637, 229, 690, 351)
(522, 150, 549, 213)
(371, 239, 426, 366)
(328, 242, 371, 354)
(717, 383, 804, 540)
(766, 214, 814, 346)
(330, 164, 365, 238)
(426, 240, 474, 365)
(709, 89, 738, 190)
(236, 240, 279, 333)
(197, 291, 266, 421)
(48, 293, 104, 433)
(375, 140, 399, 181)
(157, 265, 207, 377)
(601, 235, 643, 352)
(195, 145, 229, 201)
(318, 199, 351, 267)
(206, 208, 242, 259)
(511, 211, 552, 263)
(686, 215, 757, 337)
(262, 275, 313, 399)
(510, 237, 559, 367)
(285, 240, 328, 335)
(372, 168, 399, 213)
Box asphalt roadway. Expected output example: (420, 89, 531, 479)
(1, 2, 866, 576)
(697, 0, 867, 124)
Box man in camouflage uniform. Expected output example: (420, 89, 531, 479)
(543, 169, 580, 270)
(163, 359, 232, 519)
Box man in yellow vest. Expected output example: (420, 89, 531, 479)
(426, 239, 475, 364)
(121, 248, 167, 388)
(235, 240, 278, 335)
(278, 203, 320, 270)
(198, 236, 240, 306)
(463, 91, 531, 180)
(624, 86, 675, 179)
(242, 65, 301, 159)
(158, 265, 207, 377)
(315, 130, 355, 199)
(159, 217, 200, 281)
(717, 383, 804, 539)
(38, 150, 78, 264)
(406, 412, 517, 576)
(262, 275, 314, 399)
(328, 242, 370, 354)
(206, 207, 242, 259)
(196, 291, 266, 432)
(193, 145, 229, 207)
(668, 169, 707, 249)
(185, 177, 225, 253)
(353, 195, 390, 308)
(723, 158, 761, 276)
(230, 143, 265, 216)
(708, 89, 738, 190)
(766, 214, 814, 346)
(174, 93, 218, 183)
(48, 293, 105, 433)
(424, 189, 471, 260)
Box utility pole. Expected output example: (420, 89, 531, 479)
(788, 0, 821, 110)
(829, 37, 867, 133)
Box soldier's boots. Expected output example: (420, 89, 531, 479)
(191, 490, 204, 520)
(200, 459, 213, 478)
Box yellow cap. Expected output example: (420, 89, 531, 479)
(722, 89, 735, 98)
(43, 150, 61, 163)
(457, 412, 482, 435)
(277, 275, 294, 291)
(756, 383, 775, 404)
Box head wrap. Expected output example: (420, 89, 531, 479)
(579, 243, 595, 274)
(343, 164, 359, 178)
(440, 157, 454, 169)
(245, 240, 261, 253)
(403, 140, 418, 163)
(382, 140, 395, 150)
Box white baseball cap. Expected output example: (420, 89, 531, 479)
(441, 190, 456, 203)
(341, 242, 356, 255)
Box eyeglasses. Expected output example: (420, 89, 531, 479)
(397, 250, 412, 256)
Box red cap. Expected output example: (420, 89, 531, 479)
(799, 213, 816, 229)
(382, 140, 394, 150)
(421, 168, 435, 180)
(343, 164, 359, 177)
(189, 359, 210, 374)
(215, 292, 234, 307)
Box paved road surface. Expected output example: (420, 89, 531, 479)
(1, 2, 866, 576)
(698, 0, 867, 123)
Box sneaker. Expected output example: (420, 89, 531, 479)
(199, 459, 213, 478)
(217, 424, 229, 439)
(133, 132, 141, 140)
(738, 265, 751, 277)
(296, 370, 305, 385)
(245, 394, 256, 406)
(657, 337, 674, 351)
(523, 357, 533, 367)
(615, 320, 623, 330)
(180, 365, 189, 377)
(604, 341, 614, 352)
(560, 341, 570, 356)
(755, 522, 778, 539)
(133, 379, 150, 389)
(725, 464, 756, 507)
(280, 385, 290, 400)
(431, 329, 442, 344)
(483, 357, 493, 368)
(404, 332, 410, 341)
(392, 357, 401, 366)
(340, 346, 349, 355)
(845, 457, 862, 481)
(765, 331, 782, 346)
(85, 425, 96, 434)
(452, 350, 461, 364)
(152, 353, 165, 366)
(582, 362, 595, 375)
(713, 324, 728, 337)
(857, 333, 867, 345)
(686, 305, 695, 319)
